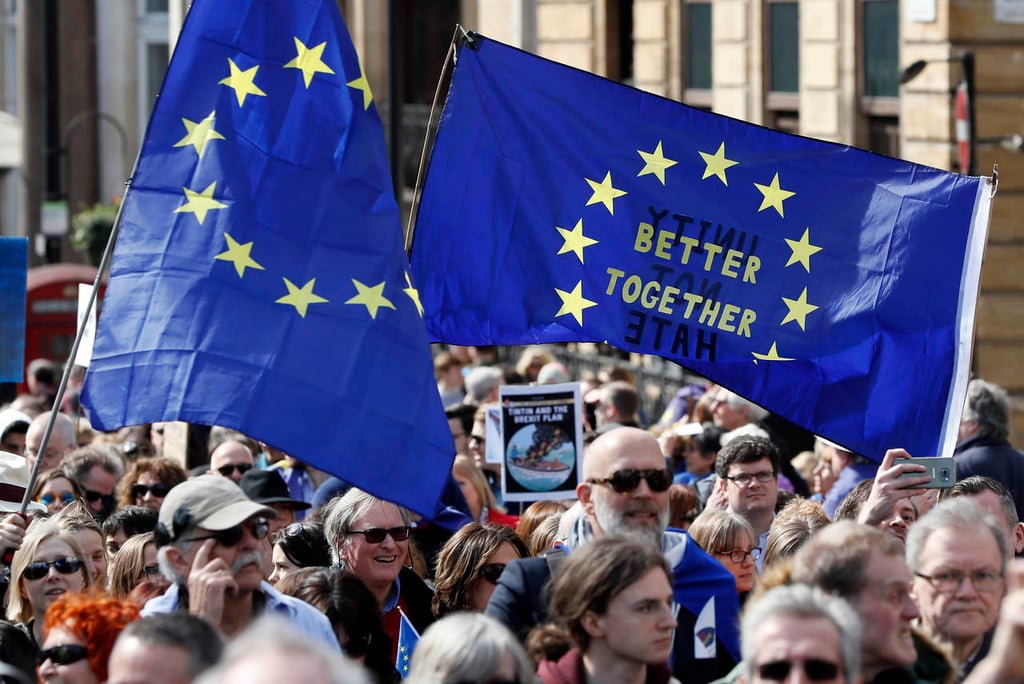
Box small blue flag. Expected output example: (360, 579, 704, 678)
(395, 608, 420, 678)
(81, 0, 454, 515)
(411, 34, 994, 461)
(0, 237, 27, 383)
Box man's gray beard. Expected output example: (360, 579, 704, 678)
(593, 494, 668, 549)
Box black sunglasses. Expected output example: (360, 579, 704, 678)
(217, 463, 253, 477)
(186, 517, 269, 547)
(132, 482, 172, 499)
(587, 468, 673, 494)
(23, 557, 84, 581)
(757, 659, 840, 681)
(83, 489, 115, 506)
(37, 644, 89, 666)
(349, 525, 410, 544)
(480, 563, 506, 584)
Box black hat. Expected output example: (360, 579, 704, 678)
(239, 469, 312, 510)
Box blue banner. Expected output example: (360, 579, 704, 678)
(81, 0, 454, 515)
(411, 35, 992, 461)
(0, 237, 27, 383)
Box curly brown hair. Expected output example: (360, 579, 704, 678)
(116, 457, 188, 508)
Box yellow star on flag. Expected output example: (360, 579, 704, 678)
(214, 233, 265, 278)
(174, 181, 228, 225)
(698, 142, 739, 186)
(584, 172, 627, 215)
(752, 342, 795, 363)
(276, 278, 328, 318)
(554, 280, 598, 326)
(784, 228, 823, 273)
(637, 141, 677, 185)
(219, 58, 266, 107)
(555, 219, 598, 264)
(284, 37, 335, 88)
(345, 279, 395, 319)
(346, 64, 373, 110)
(754, 172, 796, 217)
(173, 112, 225, 158)
(780, 287, 819, 331)
(403, 272, 423, 316)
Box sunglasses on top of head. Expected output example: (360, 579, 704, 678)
(185, 517, 270, 547)
(586, 467, 673, 493)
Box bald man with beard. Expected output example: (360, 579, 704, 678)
(486, 427, 740, 683)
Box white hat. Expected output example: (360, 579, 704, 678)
(0, 451, 47, 514)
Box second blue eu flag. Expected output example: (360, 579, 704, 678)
(81, 0, 454, 515)
(411, 34, 993, 461)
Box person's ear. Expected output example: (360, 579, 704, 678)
(577, 482, 595, 515)
(1014, 522, 1024, 556)
(580, 609, 606, 640)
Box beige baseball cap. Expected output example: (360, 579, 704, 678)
(158, 474, 275, 540)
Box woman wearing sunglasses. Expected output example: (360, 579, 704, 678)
(433, 522, 529, 618)
(31, 468, 82, 514)
(268, 520, 331, 586)
(106, 531, 167, 601)
(37, 593, 140, 684)
(116, 457, 187, 513)
(323, 488, 435, 662)
(534, 535, 679, 684)
(688, 510, 760, 603)
(5, 518, 92, 651)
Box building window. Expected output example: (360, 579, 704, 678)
(859, 0, 898, 155)
(683, 0, 712, 108)
(136, 0, 168, 138)
(765, 0, 798, 132)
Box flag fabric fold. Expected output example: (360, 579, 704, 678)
(81, 0, 453, 515)
(410, 34, 993, 461)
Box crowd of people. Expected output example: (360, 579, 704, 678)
(1, 346, 1024, 683)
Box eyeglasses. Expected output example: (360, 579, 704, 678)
(757, 659, 840, 681)
(716, 547, 762, 564)
(37, 644, 89, 667)
(480, 563, 507, 584)
(142, 565, 162, 577)
(723, 471, 775, 487)
(23, 557, 85, 581)
(82, 489, 115, 506)
(132, 482, 172, 499)
(915, 569, 1004, 594)
(217, 463, 253, 477)
(349, 526, 410, 544)
(38, 492, 76, 508)
(586, 468, 673, 494)
(185, 517, 270, 547)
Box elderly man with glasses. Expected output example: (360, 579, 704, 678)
(486, 427, 740, 683)
(907, 497, 1009, 680)
(143, 475, 336, 647)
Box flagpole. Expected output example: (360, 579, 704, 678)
(17, 165, 140, 516)
(403, 25, 468, 256)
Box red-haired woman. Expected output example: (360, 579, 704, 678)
(37, 594, 140, 684)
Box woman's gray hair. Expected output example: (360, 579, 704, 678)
(406, 613, 534, 684)
(742, 584, 862, 684)
(905, 497, 1008, 573)
(321, 488, 411, 566)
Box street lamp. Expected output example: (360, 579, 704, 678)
(899, 53, 976, 176)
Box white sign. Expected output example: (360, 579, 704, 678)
(907, 0, 937, 22)
(73, 284, 96, 368)
(995, 0, 1024, 22)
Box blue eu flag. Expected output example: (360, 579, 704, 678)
(81, 0, 454, 515)
(411, 35, 994, 461)
(0, 237, 27, 382)
(395, 609, 420, 678)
